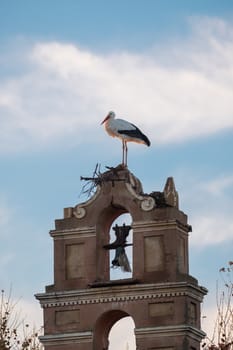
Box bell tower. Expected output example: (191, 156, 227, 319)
(36, 165, 207, 350)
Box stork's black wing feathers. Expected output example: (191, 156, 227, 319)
(118, 126, 151, 146)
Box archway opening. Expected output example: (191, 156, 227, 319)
(108, 213, 133, 280)
(109, 316, 136, 350)
(93, 310, 136, 350)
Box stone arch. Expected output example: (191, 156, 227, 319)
(93, 309, 132, 350)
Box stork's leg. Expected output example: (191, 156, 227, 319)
(125, 142, 128, 166)
(122, 140, 125, 165)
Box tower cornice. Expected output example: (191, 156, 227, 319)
(36, 281, 207, 309)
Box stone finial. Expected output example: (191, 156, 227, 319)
(163, 177, 179, 208)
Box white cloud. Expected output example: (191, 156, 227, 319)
(201, 304, 219, 344)
(191, 215, 233, 246)
(18, 298, 43, 329)
(179, 173, 233, 246)
(202, 175, 233, 196)
(1, 293, 43, 341)
(201, 275, 233, 347)
(0, 17, 233, 154)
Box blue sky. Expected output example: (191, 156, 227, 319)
(1, 0, 233, 348)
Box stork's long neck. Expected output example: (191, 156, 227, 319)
(104, 116, 116, 137)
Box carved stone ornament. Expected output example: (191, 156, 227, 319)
(73, 185, 101, 219)
(125, 177, 155, 212)
(141, 197, 156, 211)
(73, 206, 86, 219)
(163, 177, 179, 208)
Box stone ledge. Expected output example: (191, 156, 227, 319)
(39, 331, 93, 346)
(35, 282, 207, 308)
(135, 325, 206, 341)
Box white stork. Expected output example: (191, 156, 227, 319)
(101, 111, 150, 166)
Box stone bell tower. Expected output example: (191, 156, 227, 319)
(36, 165, 207, 350)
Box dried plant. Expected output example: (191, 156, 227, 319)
(202, 261, 233, 350)
(0, 289, 43, 350)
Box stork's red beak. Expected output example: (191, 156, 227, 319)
(101, 115, 110, 125)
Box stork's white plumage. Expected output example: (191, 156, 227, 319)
(101, 111, 150, 166)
